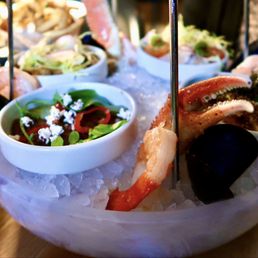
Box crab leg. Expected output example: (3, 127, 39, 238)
(178, 76, 253, 151)
(107, 76, 254, 211)
(107, 125, 177, 211)
(83, 0, 121, 57)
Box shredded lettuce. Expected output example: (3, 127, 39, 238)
(177, 15, 230, 53)
(160, 15, 231, 57)
(18, 36, 99, 74)
(88, 120, 128, 140)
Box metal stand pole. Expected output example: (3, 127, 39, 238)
(169, 0, 179, 188)
(7, 0, 14, 100)
(243, 0, 250, 59)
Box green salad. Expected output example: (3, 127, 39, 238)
(10, 89, 131, 146)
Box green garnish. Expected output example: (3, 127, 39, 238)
(150, 34, 166, 48)
(16, 100, 52, 119)
(68, 131, 80, 144)
(88, 120, 127, 140)
(178, 15, 231, 55)
(194, 41, 209, 57)
(15, 102, 26, 117)
(53, 92, 63, 104)
(68, 89, 123, 113)
(13, 89, 129, 146)
(51, 136, 64, 146)
(19, 119, 34, 145)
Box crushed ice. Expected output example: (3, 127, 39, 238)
(5, 58, 258, 211)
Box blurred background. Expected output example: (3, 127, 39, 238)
(109, 0, 258, 58)
(0, 0, 257, 61)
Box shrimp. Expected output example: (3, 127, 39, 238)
(107, 76, 254, 211)
(0, 67, 39, 99)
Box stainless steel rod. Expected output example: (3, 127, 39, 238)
(243, 0, 250, 59)
(7, 0, 14, 101)
(169, 0, 179, 188)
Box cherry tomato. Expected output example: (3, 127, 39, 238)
(27, 124, 48, 135)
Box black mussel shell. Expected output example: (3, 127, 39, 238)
(81, 33, 104, 49)
(186, 124, 258, 204)
(0, 57, 7, 67)
(0, 95, 9, 110)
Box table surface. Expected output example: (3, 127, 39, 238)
(1, 207, 258, 258)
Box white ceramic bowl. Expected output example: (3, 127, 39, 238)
(36, 46, 108, 88)
(137, 45, 227, 83)
(0, 82, 136, 174)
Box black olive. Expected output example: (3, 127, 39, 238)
(186, 124, 258, 204)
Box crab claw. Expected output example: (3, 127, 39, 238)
(178, 76, 253, 150)
(107, 76, 254, 211)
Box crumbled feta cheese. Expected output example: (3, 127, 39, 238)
(117, 108, 131, 121)
(70, 99, 83, 111)
(49, 124, 64, 142)
(21, 116, 34, 127)
(49, 135, 58, 142)
(45, 116, 54, 126)
(50, 124, 64, 136)
(38, 128, 52, 144)
(45, 106, 64, 125)
(38, 125, 64, 144)
(62, 94, 72, 107)
(63, 110, 76, 125)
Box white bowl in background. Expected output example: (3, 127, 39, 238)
(0, 82, 136, 174)
(137, 45, 227, 83)
(36, 46, 108, 88)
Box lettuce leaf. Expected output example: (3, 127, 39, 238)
(88, 120, 127, 140)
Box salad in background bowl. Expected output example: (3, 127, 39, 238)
(0, 82, 136, 174)
(0, 0, 86, 52)
(137, 15, 230, 82)
(15, 35, 108, 87)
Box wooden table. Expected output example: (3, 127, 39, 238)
(1, 207, 258, 258)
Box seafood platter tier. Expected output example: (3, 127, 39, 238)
(0, 1, 258, 256)
(0, 54, 258, 258)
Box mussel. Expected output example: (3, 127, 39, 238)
(186, 124, 258, 204)
(0, 95, 9, 110)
